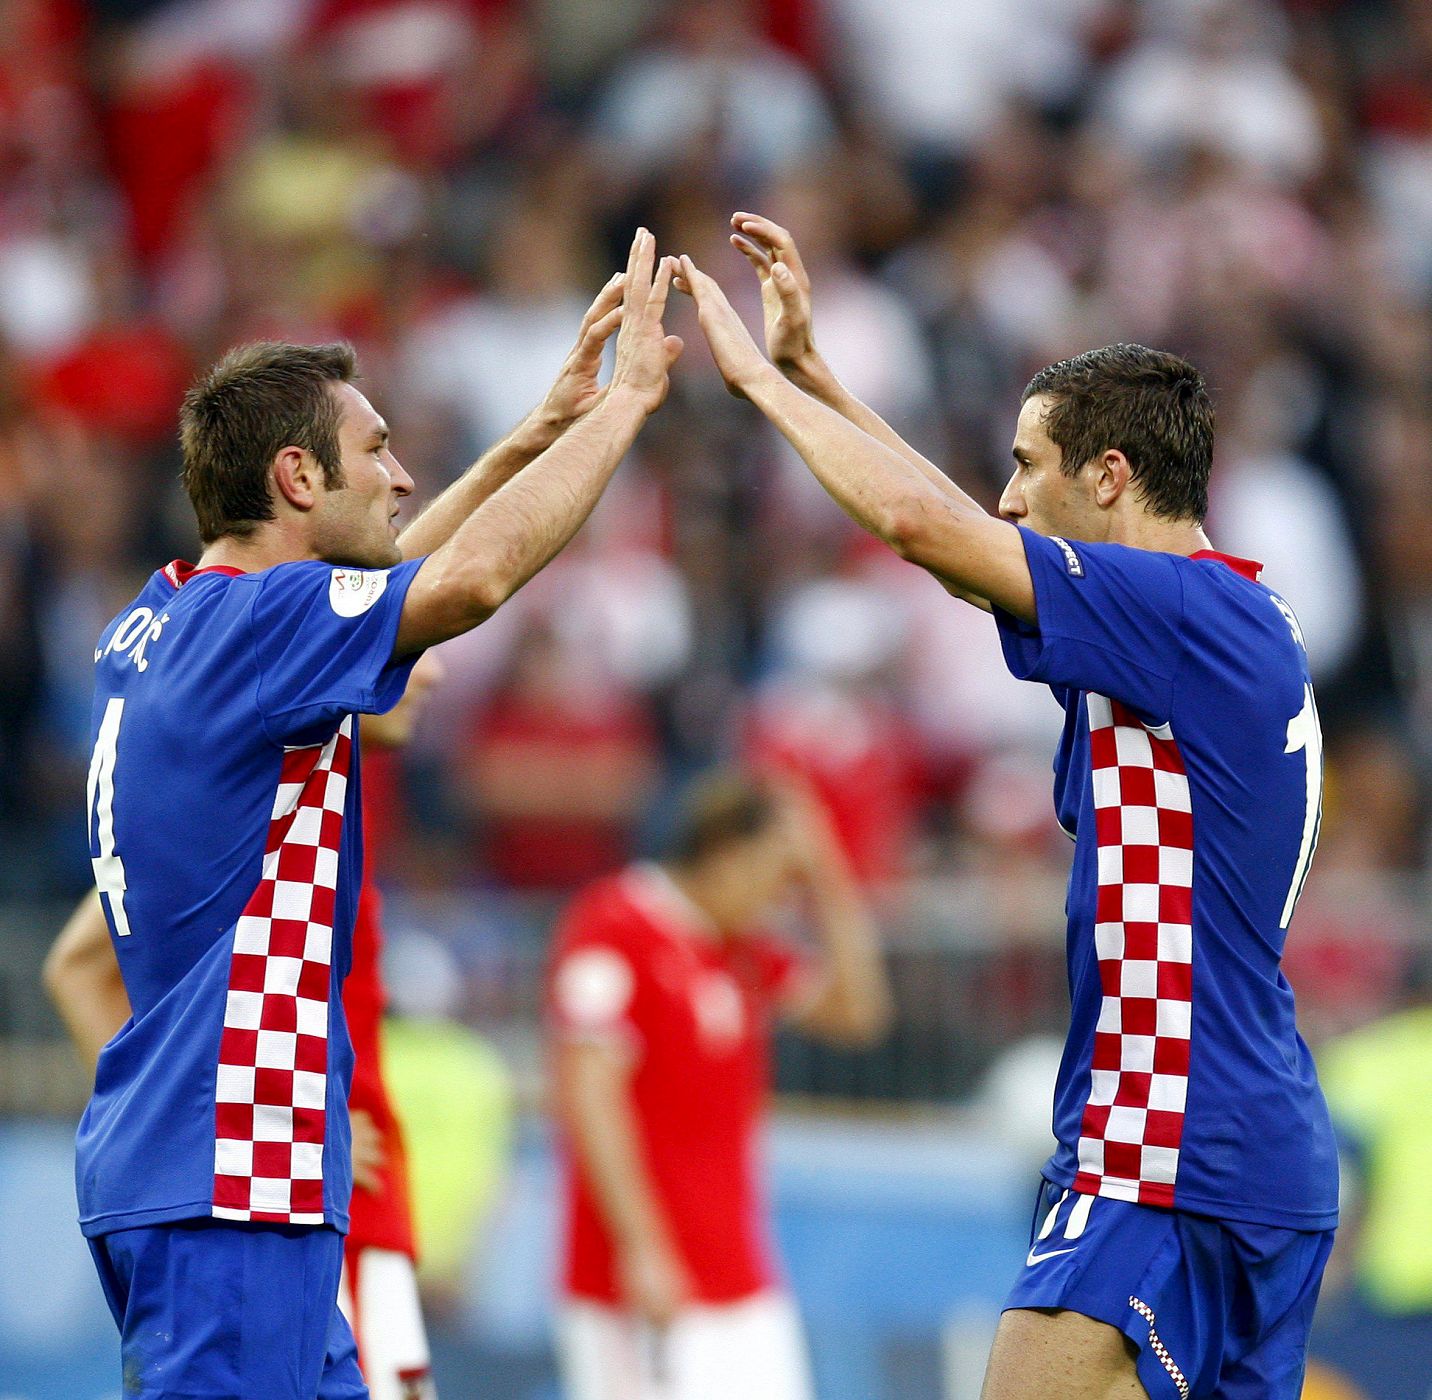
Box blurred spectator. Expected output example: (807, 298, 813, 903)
(590, 0, 835, 190)
(401, 175, 605, 457)
(1097, 0, 1323, 184)
(827, 0, 1094, 164)
(463, 620, 660, 895)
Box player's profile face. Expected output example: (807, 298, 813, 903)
(313, 383, 414, 569)
(1000, 394, 1093, 541)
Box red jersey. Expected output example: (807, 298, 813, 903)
(343, 865, 417, 1257)
(547, 865, 808, 1305)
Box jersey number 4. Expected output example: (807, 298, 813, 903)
(1281, 683, 1323, 929)
(86, 697, 132, 937)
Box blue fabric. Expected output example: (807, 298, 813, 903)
(77, 558, 423, 1237)
(89, 1219, 367, 1399)
(993, 530, 1338, 1230)
(1007, 1180, 1335, 1399)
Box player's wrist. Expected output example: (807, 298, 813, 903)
(602, 381, 664, 420)
(740, 360, 795, 406)
(512, 406, 567, 456)
(782, 348, 832, 396)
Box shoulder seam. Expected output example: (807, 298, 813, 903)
(1162, 557, 1190, 729)
(243, 573, 280, 748)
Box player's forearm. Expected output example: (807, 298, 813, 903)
(42, 892, 131, 1070)
(50, 971, 129, 1070)
(560, 1047, 673, 1254)
(746, 367, 980, 557)
(397, 408, 568, 561)
(799, 863, 893, 1047)
(395, 389, 648, 652)
(794, 357, 987, 516)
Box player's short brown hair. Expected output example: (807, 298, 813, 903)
(179, 341, 357, 544)
(667, 772, 779, 867)
(1023, 344, 1214, 523)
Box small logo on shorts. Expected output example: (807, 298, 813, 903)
(1051, 536, 1084, 577)
(328, 568, 388, 617)
(1026, 1245, 1077, 1266)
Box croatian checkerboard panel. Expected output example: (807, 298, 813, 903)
(211, 717, 353, 1224)
(1073, 695, 1194, 1209)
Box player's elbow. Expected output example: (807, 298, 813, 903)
(463, 568, 515, 620)
(405, 553, 514, 646)
(42, 937, 87, 1009)
(807, 993, 894, 1049)
(879, 499, 938, 564)
(837, 997, 895, 1048)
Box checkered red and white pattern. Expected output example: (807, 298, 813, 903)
(212, 717, 353, 1224)
(1073, 695, 1194, 1209)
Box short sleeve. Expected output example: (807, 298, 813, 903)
(993, 528, 1186, 725)
(549, 942, 640, 1050)
(248, 558, 425, 743)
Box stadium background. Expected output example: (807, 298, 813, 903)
(2, 0, 1431, 1395)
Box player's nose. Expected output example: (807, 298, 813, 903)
(387, 454, 415, 498)
(998, 471, 1025, 521)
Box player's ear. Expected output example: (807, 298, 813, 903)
(272, 446, 320, 513)
(1093, 449, 1131, 509)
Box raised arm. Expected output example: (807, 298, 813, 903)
(675, 254, 1035, 621)
(395, 231, 682, 655)
(775, 783, 893, 1047)
(397, 273, 627, 561)
(42, 890, 131, 1071)
(729, 214, 995, 611)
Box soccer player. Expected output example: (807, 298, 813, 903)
(673, 218, 1339, 1399)
(338, 650, 444, 1400)
(546, 772, 891, 1400)
(44, 655, 443, 1399)
(70, 229, 680, 1399)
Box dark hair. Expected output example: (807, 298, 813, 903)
(179, 341, 357, 543)
(666, 772, 779, 867)
(1022, 344, 1214, 523)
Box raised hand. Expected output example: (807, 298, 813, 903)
(609, 229, 684, 416)
(535, 272, 626, 430)
(672, 255, 777, 400)
(729, 212, 823, 389)
(770, 770, 846, 885)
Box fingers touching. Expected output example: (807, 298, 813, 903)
(731, 211, 808, 280)
(578, 272, 624, 334)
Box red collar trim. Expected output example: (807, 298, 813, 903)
(1189, 549, 1262, 581)
(162, 560, 247, 589)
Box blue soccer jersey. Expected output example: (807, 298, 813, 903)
(77, 556, 423, 1237)
(995, 527, 1338, 1230)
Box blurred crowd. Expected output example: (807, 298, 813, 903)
(4, 0, 1432, 1042)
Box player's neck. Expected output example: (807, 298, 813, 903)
(1108, 511, 1212, 558)
(196, 522, 315, 575)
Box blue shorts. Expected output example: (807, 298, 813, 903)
(1004, 1179, 1335, 1399)
(88, 1218, 368, 1400)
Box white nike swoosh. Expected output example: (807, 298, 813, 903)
(1026, 1246, 1077, 1266)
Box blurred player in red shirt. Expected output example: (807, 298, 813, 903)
(44, 652, 445, 1400)
(339, 649, 443, 1400)
(546, 771, 892, 1400)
